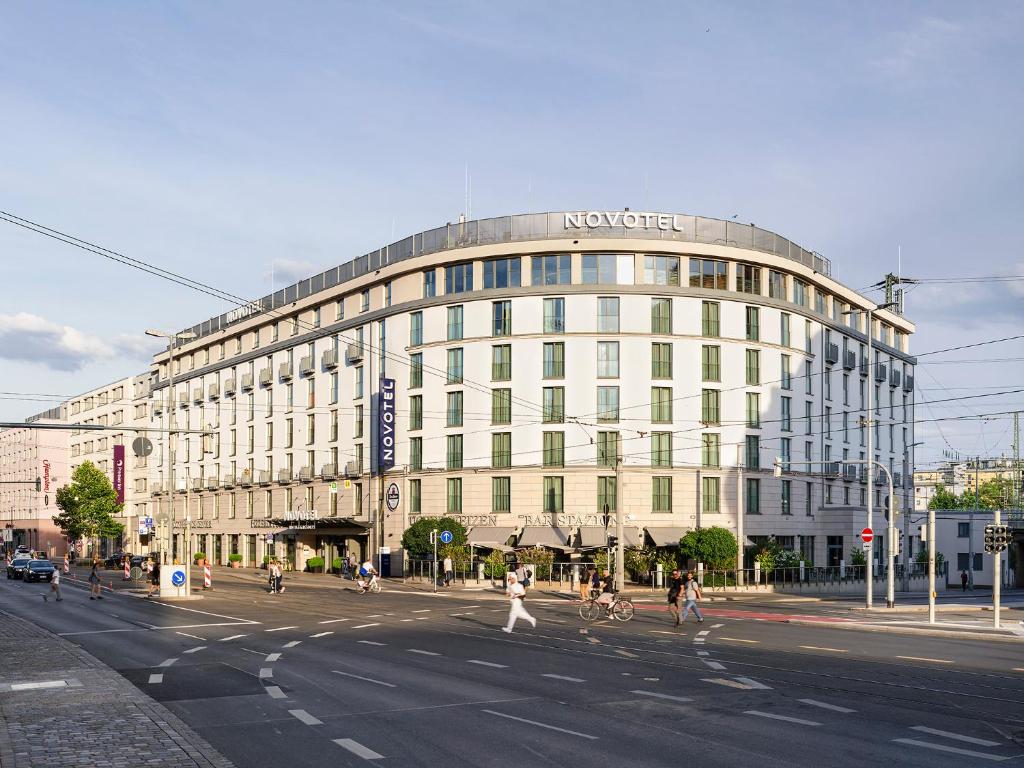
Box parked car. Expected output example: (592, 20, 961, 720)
(6, 558, 32, 579)
(104, 552, 132, 568)
(23, 560, 55, 583)
(14, 545, 31, 556)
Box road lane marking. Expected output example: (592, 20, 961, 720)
(745, 711, 821, 726)
(333, 738, 384, 760)
(615, 649, 639, 658)
(702, 678, 770, 690)
(358, 640, 386, 646)
(265, 686, 286, 699)
(265, 626, 298, 633)
(799, 699, 856, 714)
(712, 623, 725, 628)
(366, 615, 383, 618)
(718, 637, 759, 643)
(468, 660, 507, 668)
(799, 645, 848, 653)
(332, 670, 396, 688)
(175, 632, 206, 640)
(259, 668, 273, 679)
(696, 651, 709, 656)
(283, 641, 302, 648)
(415, 617, 430, 621)
(399, 619, 414, 622)
(148, 674, 163, 684)
(266, 653, 281, 662)
(450, 613, 464, 616)
(896, 656, 954, 664)
(909, 727, 1002, 747)
(481, 710, 597, 739)
(183, 646, 206, 654)
(158, 658, 178, 668)
(542, 674, 585, 683)
(631, 691, 692, 703)
(697, 630, 710, 636)
(219, 634, 248, 642)
(411, 609, 431, 613)
(310, 632, 333, 638)
(733, 677, 771, 690)
(893, 739, 1010, 761)
(289, 709, 323, 726)
(649, 631, 677, 635)
(319, 618, 350, 624)
(704, 661, 727, 671)
(352, 623, 380, 629)
(407, 649, 441, 656)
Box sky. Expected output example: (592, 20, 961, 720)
(1, 1, 1022, 469)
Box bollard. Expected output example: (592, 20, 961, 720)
(203, 563, 212, 590)
(63, 557, 69, 574)
(124, 561, 130, 581)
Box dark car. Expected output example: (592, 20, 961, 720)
(104, 552, 132, 568)
(6, 558, 32, 580)
(23, 560, 55, 583)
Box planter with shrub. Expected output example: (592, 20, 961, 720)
(305, 556, 325, 573)
(227, 553, 243, 568)
(194, 552, 207, 566)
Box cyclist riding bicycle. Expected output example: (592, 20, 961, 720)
(357, 560, 378, 593)
(596, 569, 616, 614)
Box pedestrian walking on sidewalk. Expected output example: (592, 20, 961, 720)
(680, 571, 704, 623)
(502, 572, 535, 633)
(275, 561, 284, 594)
(269, 560, 279, 594)
(961, 570, 969, 591)
(44, 567, 63, 602)
(667, 569, 685, 626)
(88, 561, 103, 600)
(443, 556, 454, 587)
(579, 566, 593, 601)
(145, 560, 160, 598)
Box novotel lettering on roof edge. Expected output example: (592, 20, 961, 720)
(377, 377, 396, 472)
(564, 211, 687, 233)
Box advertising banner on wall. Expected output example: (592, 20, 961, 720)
(377, 377, 396, 473)
(113, 444, 125, 504)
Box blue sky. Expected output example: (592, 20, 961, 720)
(1, 1, 1022, 467)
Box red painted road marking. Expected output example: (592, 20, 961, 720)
(629, 605, 852, 623)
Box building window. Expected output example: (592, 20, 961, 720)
(597, 297, 619, 332)
(780, 312, 791, 347)
(582, 254, 617, 284)
(702, 389, 720, 425)
(410, 353, 423, 389)
(409, 479, 421, 513)
(769, 270, 787, 300)
(492, 432, 511, 468)
(781, 397, 792, 431)
(447, 391, 464, 427)
(483, 257, 521, 289)
(423, 270, 437, 298)
(806, 482, 813, 516)
(354, 404, 363, 438)
(446, 435, 463, 469)
(652, 432, 672, 467)
(701, 301, 720, 337)
(652, 477, 672, 513)
(543, 431, 564, 467)
(543, 297, 565, 333)
(354, 367, 363, 399)
(543, 387, 565, 423)
(746, 478, 760, 514)
(491, 389, 511, 425)
(651, 386, 673, 423)
(957, 522, 970, 538)
(492, 344, 511, 381)
(651, 343, 672, 379)
(409, 312, 423, 347)
(447, 478, 462, 513)
(781, 480, 792, 515)
(447, 306, 464, 341)
(702, 477, 720, 512)
(651, 298, 672, 334)
(360, 290, 369, 312)
(746, 306, 760, 341)
(409, 396, 422, 431)
(543, 342, 565, 378)
(701, 433, 720, 468)
(702, 345, 721, 381)
(793, 279, 808, 307)
(737, 264, 761, 294)
(597, 431, 618, 467)
(532, 254, 570, 286)
(781, 354, 792, 389)
(445, 262, 473, 294)
(493, 301, 512, 336)
(492, 477, 511, 513)
(597, 386, 619, 423)
(815, 289, 825, 315)
(598, 476, 616, 514)
(644, 255, 680, 286)
(805, 318, 813, 354)
(543, 476, 564, 513)
(746, 392, 760, 428)
(690, 258, 727, 290)
(745, 349, 760, 386)
(597, 341, 619, 378)
(745, 435, 760, 469)
(447, 348, 463, 383)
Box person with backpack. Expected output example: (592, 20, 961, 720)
(667, 569, 686, 626)
(680, 571, 705, 623)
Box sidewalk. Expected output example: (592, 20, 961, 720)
(0, 610, 236, 768)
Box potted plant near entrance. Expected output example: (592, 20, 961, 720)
(194, 552, 207, 566)
(227, 553, 243, 568)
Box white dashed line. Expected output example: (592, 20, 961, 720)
(283, 640, 302, 648)
(702, 678, 770, 690)
(158, 658, 178, 668)
(697, 630, 710, 636)
(896, 656, 953, 664)
(148, 674, 163, 684)
(407, 649, 441, 656)
(711, 623, 724, 628)
(259, 668, 273, 679)
(745, 711, 821, 726)
(266, 653, 281, 662)
(333, 738, 385, 760)
(481, 710, 597, 739)
(411, 609, 431, 613)
(703, 661, 727, 671)
(799, 699, 856, 714)
(358, 640, 386, 646)
(718, 637, 758, 644)
(319, 618, 349, 624)
(265, 686, 287, 699)
(631, 691, 692, 703)
(733, 677, 772, 690)
(696, 651, 709, 657)
(615, 649, 639, 658)
(310, 632, 333, 638)
(468, 660, 507, 669)
(892, 739, 1010, 761)
(399, 619, 414, 622)
(799, 645, 848, 653)
(587, 637, 602, 644)
(415, 617, 429, 621)
(909, 727, 1002, 747)
(265, 626, 298, 633)
(332, 670, 396, 688)
(289, 709, 323, 726)
(183, 646, 206, 654)
(542, 674, 585, 683)
(352, 623, 380, 629)
(219, 634, 247, 642)
(175, 631, 206, 640)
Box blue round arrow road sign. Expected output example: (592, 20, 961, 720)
(170, 569, 186, 587)
(439, 530, 453, 544)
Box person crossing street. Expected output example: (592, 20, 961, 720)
(502, 572, 535, 633)
(680, 571, 704, 623)
(667, 569, 685, 626)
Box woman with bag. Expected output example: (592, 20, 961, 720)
(88, 561, 103, 600)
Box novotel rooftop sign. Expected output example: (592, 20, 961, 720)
(564, 211, 687, 233)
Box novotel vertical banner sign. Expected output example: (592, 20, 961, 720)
(377, 377, 396, 473)
(113, 444, 125, 504)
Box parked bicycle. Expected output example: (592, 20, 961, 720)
(579, 594, 634, 622)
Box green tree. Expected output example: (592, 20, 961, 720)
(849, 547, 867, 566)
(928, 485, 967, 510)
(624, 546, 656, 581)
(929, 479, 1015, 511)
(53, 461, 125, 553)
(401, 517, 467, 559)
(678, 526, 738, 571)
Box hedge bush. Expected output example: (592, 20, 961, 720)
(227, 553, 243, 563)
(306, 556, 325, 571)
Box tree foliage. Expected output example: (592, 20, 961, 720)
(53, 461, 124, 546)
(678, 526, 738, 571)
(515, 546, 555, 579)
(401, 517, 467, 558)
(929, 479, 1016, 511)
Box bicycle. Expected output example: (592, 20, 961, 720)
(579, 594, 634, 622)
(357, 574, 381, 594)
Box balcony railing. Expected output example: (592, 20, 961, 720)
(191, 478, 203, 491)
(208, 383, 220, 400)
(299, 466, 314, 482)
(903, 374, 914, 392)
(178, 392, 189, 406)
(823, 461, 841, 477)
(192, 388, 204, 404)
(344, 461, 359, 478)
(322, 349, 339, 369)
(321, 463, 337, 480)
(299, 356, 315, 376)
(889, 369, 901, 388)
(257, 470, 272, 485)
(240, 472, 253, 487)
(279, 362, 294, 381)
(874, 363, 887, 383)
(206, 476, 218, 490)
(346, 344, 363, 364)
(824, 343, 839, 365)
(277, 469, 292, 484)
(259, 368, 273, 386)
(223, 475, 236, 489)
(842, 350, 856, 371)
(151, 482, 164, 495)
(224, 379, 236, 396)
(859, 358, 869, 377)
(843, 464, 857, 481)
(241, 373, 254, 391)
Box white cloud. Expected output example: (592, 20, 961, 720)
(0, 312, 159, 372)
(266, 258, 322, 288)
(871, 16, 964, 79)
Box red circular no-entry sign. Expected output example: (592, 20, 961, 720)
(860, 527, 874, 544)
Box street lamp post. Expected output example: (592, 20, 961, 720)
(902, 441, 924, 592)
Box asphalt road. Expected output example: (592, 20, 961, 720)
(2, 573, 1022, 767)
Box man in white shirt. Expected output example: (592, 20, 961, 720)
(358, 561, 378, 593)
(502, 573, 536, 633)
(47, 568, 62, 602)
(443, 556, 454, 587)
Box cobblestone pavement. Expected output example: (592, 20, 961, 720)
(0, 610, 235, 768)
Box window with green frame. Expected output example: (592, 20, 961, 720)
(447, 348, 463, 383)
(446, 434, 463, 469)
(781, 354, 791, 389)
(596, 386, 619, 423)
(745, 349, 760, 385)
(702, 476, 720, 513)
(651, 432, 672, 467)
(746, 392, 760, 427)
(701, 388, 720, 425)
(409, 478, 422, 514)
(543, 476, 564, 513)
(651, 342, 672, 379)
(492, 344, 511, 381)
(543, 297, 565, 333)
(543, 342, 564, 378)
(745, 434, 760, 469)
(447, 305, 463, 341)
(446, 391, 463, 427)
(701, 301, 720, 337)
(447, 478, 462, 513)
(597, 476, 616, 513)
(652, 476, 672, 513)
(409, 395, 423, 430)
(746, 478, 759, 514)
(492, 432, 511, 468)
(651, 386, 672, 423)
(542, 431, 564, 467)
(492, 300, 511, 336)
(491, 388, 511, 424)
(492, 477, 510, 512)
(409, 312, 423, 347)
(701, 433, 720, 468)
(701, 345, 720, 381)
(780, 312, 791, 346)
(409, 437, 422, 471)
(597, 431, 618, 467)
(409, 353, 423, 389)
(651, 298, 672, 334)
(543, 387, 565, 423)
(745, 306, 759, 341)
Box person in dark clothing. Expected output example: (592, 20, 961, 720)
(667, 569, 686, 626)
(961, 570, 969, 591)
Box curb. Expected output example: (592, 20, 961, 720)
(784, 617, 1024, 643)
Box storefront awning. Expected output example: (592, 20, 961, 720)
(577, 526, 608, 549)
(517, 525, 573, 549)
(467, 526, 518, 547)
(268, 517, 370, 534)
(621, 528, 643, 548)
(646, 526, 689, 547)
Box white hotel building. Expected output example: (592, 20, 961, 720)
(146, 211, 916, 574)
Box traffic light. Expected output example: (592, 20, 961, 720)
(34, 476, 41, 492)
(607, 536, 618, 548)
(984, 524, 996, 554)
(990, 525, 1011, 553)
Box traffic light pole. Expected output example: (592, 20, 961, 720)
(993, 509, 1002, 629)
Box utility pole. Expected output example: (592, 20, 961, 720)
(969, 455, 979, 590)
(613, 434, 624, 592)
(993, 508, 1002, 629)
(865, 307, 875, 609)
(736, 443, 744, 587)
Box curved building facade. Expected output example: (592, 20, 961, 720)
(148, 211, 916, 573)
